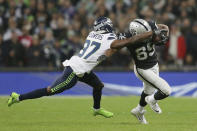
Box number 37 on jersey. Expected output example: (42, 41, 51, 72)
(78, 40, 101, 59)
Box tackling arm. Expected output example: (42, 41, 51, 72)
(105, 48, 118, 57)
(110, 31, 153, 49)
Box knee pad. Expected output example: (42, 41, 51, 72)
(155, 78, 172, 96)
(93, 83, 104, 91)
(143, 85, 156, 95)
(163, 86, 172, 96)
(144, 89, 155, 95)
(159, 84, 171, 96)
(100, 83, 104, 88)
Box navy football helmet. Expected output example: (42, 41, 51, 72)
(93, 17, 114, 33)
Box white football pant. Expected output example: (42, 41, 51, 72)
(134, 63, 171, 96)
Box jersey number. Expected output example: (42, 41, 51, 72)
(78, 40, 101, 59)
(135, 43, 155, 60)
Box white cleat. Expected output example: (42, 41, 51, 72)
(131, 107, 148, 124)
(145, 96, 162, 114)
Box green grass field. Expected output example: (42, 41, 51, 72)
(0, 96, 197, 131)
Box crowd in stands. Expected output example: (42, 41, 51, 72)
(0, 0, 197, 69)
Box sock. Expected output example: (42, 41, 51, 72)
(94, 108, 100, 111)
(139, 91, 149, 107)
(19, 88, 48, 101)
(154, 91, 168, 100)
(93, 88, 102, 109)
(149, 94, 156, 101)
(137, 104, 144, 112)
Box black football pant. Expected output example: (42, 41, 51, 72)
(19, 66, 104, 109)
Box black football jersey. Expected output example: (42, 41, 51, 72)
(127, 41, 158, 69)
(117, 32, 158, 69)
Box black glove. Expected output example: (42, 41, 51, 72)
(153, 29, 168, 37)
(117, 32, 132, 40)
(153, 29, 169, 45)
(157, 34, 169, 45)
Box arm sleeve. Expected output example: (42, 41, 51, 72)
(105, 34, 117, 49)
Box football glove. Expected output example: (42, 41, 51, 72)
(153, 29, 169, 46)
(117, 32, 132, 40)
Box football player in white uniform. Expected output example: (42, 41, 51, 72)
(8, 17, 165, 118)
(124, 19, 171, 124)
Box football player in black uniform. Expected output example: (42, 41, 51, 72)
(119, 19, 171, 124)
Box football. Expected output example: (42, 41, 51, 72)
(153, 27, 169, 44)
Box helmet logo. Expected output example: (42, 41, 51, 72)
(130, 29, 137, 36)
(93, 17, 114, 33)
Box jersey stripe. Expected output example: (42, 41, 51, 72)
(51, 72, 76, 93)
(107, 37, 116, 40)
(134, 20, 148, 31)
(135, 66, 165, 94)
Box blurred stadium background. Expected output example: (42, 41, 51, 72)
(0, 0, 197, 97)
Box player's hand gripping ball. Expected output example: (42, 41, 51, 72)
(152, 29, 169, 45)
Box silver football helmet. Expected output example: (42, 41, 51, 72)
(129, 19, 153, 36)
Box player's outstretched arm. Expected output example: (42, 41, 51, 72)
(110, 31, 153, 49)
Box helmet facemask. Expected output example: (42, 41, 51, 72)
(93, 17, 114, 34)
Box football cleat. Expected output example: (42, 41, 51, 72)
(8, 92, 20, 107)
(145, 96, 162, 114)
(131, 107, 148, 124)
(93, 108, 114, 118)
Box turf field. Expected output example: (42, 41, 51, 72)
(0, 96, 197, 131)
